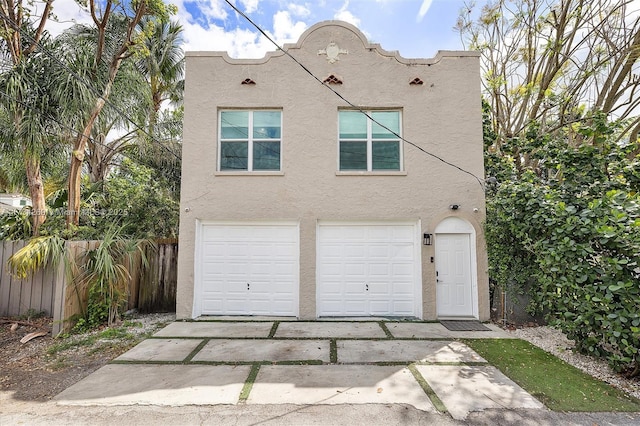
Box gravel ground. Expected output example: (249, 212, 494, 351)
(509, 325, 640, 400)
(124, 311, 176, 335)
(0, 312, 176, 402)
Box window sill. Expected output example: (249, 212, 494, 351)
(215, 171, 285, 176)
(336, 171, 407, 176)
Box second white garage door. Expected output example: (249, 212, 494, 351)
(197, 222, 299, 316)
(316, 222, 421, 317)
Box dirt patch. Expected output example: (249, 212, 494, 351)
(0, 313, 175, 402)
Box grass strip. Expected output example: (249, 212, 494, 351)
(407, 364, 447, 413)
(238, 364, 261, 403)
(183, 339, 210, 362)
(268, 321, 279, 338)
(378, 322, 394, 338)
(464, 338, 640, 412)
(330, 339, 338, 363)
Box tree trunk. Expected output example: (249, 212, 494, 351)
(25, 158, 45, 236)
(67, 99, 105, 228)
(88, 139, 107, 184)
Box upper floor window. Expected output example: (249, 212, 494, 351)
(339, 110, 401, 171)
(219, 110, 282, 171)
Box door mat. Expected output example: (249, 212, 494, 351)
(440, 320, 491, 331)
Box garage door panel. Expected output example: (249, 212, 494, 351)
(344, 301, 367, 315)
(317, 223, 420, 317)
(199, 223, 298, 316)
(273, 261, 297, 274)
(320, 300, 342, 314)
(393, 282, 414, 294)
(343, 244, 366, 258)
(392, 302, 414, 315)
(369, 263, 390, 276)
(202, 242, 226, 256)
(368, 282, 391, 295)
(367, 245, 389, 258)
(392, 263, 414, 275)
(345, 263, 366, 275)
(369, 301, 391, 313)
(202, 299, 223, 312)
(322, 282, 342, 295)
(392, 245, 414, 258)
(344, 282, 365, 294)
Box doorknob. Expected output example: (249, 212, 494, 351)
(247, 283, 250, 290)
(366, 284, 369, 291)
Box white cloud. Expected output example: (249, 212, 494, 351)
(334, 1, 360, 27)
(272, 10, 307, 42)
(181, 0, 228, 23)
(181, 7, 307, 58)
(181, 20, 267, 57)
(288, 3, 311, 18)
(240, 0, 260, 14)
(44, 0, 92, 36)
(417, 0, 433, 23)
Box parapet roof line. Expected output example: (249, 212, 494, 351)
(185, 20, 479, 65)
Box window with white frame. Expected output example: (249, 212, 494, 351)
(219, 110, 282, 171)
(339, 110, 401, 171)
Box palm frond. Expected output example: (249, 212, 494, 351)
(7, 235, 66, 279)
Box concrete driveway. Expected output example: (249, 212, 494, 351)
(54, 320, 544, 421)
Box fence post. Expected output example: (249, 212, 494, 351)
(51, 257, 67, 337)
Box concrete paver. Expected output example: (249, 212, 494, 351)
(192, 339, 330, 362)
(51, 320, 551, 422)
(415, 364, 545, 420)
(114, 338, 203, 362)
(338, 340, 487, 363)
(386, 322, 511, 339)
(54, 364, 251, 406)
(248, 365, 435, 412)
(275, 321, 386, 338)
(154, 321, 273, 338)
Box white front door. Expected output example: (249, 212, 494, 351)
(197, 223, 299, 316)
(436, 233, 473, 317)
(317, 222, 421, 317)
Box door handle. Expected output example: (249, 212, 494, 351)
(247, 283, 250, 290)
(366, 284, 369, 291)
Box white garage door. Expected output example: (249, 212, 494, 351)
(197, 223, 299, 316)
(317, 222, 421, 317)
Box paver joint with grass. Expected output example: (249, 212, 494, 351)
(465, 338, 640, 412)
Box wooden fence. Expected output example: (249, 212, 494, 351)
(0, 239, 178, 335)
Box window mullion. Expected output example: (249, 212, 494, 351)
(248, 111, 254, 172)
(218, 111, 222, 171)
(366, 112, 373, 172)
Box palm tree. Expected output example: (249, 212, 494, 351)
(0, 40, 67, 236)
(132, 17, 184, 199)
(62, 0, 174, 228)
(0, 0, 57, 236)
(137, 17, 184, 126)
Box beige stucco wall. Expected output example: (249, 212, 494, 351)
(177, 21, 489, 321)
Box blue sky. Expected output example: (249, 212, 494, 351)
(49, 0, 482, 58)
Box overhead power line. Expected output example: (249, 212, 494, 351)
(222, 0, 485, 189)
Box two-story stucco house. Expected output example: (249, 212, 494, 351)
(176, 21, 489, 321)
